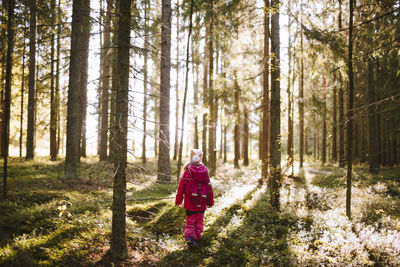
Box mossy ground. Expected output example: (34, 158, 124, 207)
(0, 157, 399, 266)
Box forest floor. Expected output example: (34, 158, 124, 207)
(0, 157, 400, 266)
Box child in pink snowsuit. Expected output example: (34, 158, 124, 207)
(175, 149, 214, 246)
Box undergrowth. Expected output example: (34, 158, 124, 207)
(1, 157, 400, 266)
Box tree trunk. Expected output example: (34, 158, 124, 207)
(202, 27, 208, 165)
(332, 83, 337, 162)
(261, 0, 270, 179)
(142, 0, 149, 163)
(313, 113, 316, 158)
(223, 107, 227, 163)
(193, 42, 199, 149)
(287, 8, 293, 174)
(339, 85, 345, 167)
(299, 3, 304, 168)
(50, 0, 57, 161)
(234, 76, 240, 169)
(208, 0, 216, 177)
(20, 23, 26, 158)
(79, 0, 91, 159)
(100, 0, 112, 161)
(269, 0, 281, 211)
(26, 0, 36, 160)
(322, 76, 327, 164)
(2, 0, 15, 200)
(109, 3, 119, 161)
(64, 0, 83, 179)
(173, 0, 180, 161)
(157, 0, 172, 182)
(243, 107, 249, 166)
(56, 0, 61, 156)
(97, 0, 103, 156)
(346, 0, 354, 219)
(110, 0, 130, 260)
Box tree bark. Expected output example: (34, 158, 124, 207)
(202, 27, 208, 165)
(110, 0, 130, 260)
(332, 81, 337, 162)
(109, 2, 119, 162)
(223, 107, 227, 163)
(64, 0, 83, 179)
(157, 0, 172, 182)
(243, 107, 249, 166)
(269, 0, 281, 211)
(234, 76, 240, 169)
(79, 0, 91, 159)
(299, 2, 304, 168)
(287, 7, 293, 174)
(26, 0, 37, 160)
(346, 0, 354, 219)
(192, 42, 199, 149)
(100, 0, 112, 161)
(20, 23, 26, 158)
(50, 0, 57, 161)
(261, 0, 270, 179)
(142, 0, 149, 163)
(173, 0, 180, 161)
(56, 0, 61, 156)
(208, 0, 216, 177)
(322, 75, 327, 164)
(2, 0, 15, 200)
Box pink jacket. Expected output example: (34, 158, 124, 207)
(175, 164, 214, 212)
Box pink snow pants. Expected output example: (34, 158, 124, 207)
(184, 213, 204, 241)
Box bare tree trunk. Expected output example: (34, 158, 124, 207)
(208, 0, 216, 176)
(100, 0, 112, 161)
(261, 0, 270, 179)
(223, 107, 227, 163)
(202, 27, 208, 164)
(313, 112, 316, 158)
(2, 0, 15, 200)
(157, 0, 172, 182)
(64, 0, 83, 179)
(346, 0, 354, 219)
(339, 86, 345, 167)
(269, 0, 281, 211)
(219, 102, 223, 159)
(20, 22, 26, 158)
(110, 0, 130, 260)
(173, 0, 180, 161)
(287, 7, 293, 174)
(142, 0, 149, 163)
(234, 76, 240, 169)
(322, 76, 327, 164)
(243, 107, 249, 166)
(79, 0, 91, 159)
(332, 81, 337, 162)
(192, 42, 199, 149)
(26, 0, 36, 160)
(109, 3, 119, 162)
(299, 2, 304, 168)
(97, 0, 103, 156)
(50, 0, 57, 161)
(56, 0, 61, 156)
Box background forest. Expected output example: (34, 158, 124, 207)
(0, 0, 399, 265)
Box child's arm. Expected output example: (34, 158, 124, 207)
(175, 170, 190, 206)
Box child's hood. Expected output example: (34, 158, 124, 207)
(188, 164, 209, 183)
